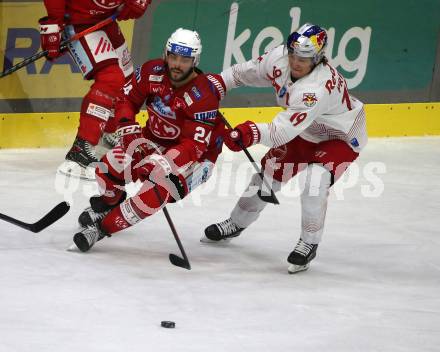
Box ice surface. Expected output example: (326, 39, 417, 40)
(0, 137, 439, 352)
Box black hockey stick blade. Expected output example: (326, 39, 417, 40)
(0, 201, 70, 233)
(257, 175, 280, 204)
(169, 253, 191, 270)
(258, 191, 279, 204)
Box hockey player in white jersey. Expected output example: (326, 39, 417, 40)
(203, 24, 367, 273)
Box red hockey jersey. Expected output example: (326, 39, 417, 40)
(44, 0, 124, 25)
(116, 59, 227, 168)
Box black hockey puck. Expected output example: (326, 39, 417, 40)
(161, 321, 175, 328)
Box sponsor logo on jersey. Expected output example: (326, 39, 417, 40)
(184, 92, 193, 106)
(120, 47, 131, 67)
(86, 103, 111, 121)
(150, 83, 164, 95)
(86, 32, 118, 64)
(89, 9, 106, 15)
(135, 66, 142, 83)
(150, 96, 175, 119)
(149, 74, 163, 82)
(92, 0, 122, 10)
(120, 199, 142, 226)
(187, 164, 212, 192)
(94, 36, 114, 56)
(152, 65, 164, 73)
(302, 93, 318, 107)
(191, 86, 202, 100)
(194, 110, 217, 121)
(147, 113, 181, 140)
(207, 75, 225, 99)
(172, 97, 186, 110)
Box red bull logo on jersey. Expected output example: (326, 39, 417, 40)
(302, 93, 318, 107)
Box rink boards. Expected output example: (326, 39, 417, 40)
(0, 103, 439, 148)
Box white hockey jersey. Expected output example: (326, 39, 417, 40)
(221, 45, 367, 152)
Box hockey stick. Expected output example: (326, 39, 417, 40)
(0, 13, 118, 78)
(219, 112, 280, 205)
(152, 185, 191, 270)
(0, 201, 70, 233)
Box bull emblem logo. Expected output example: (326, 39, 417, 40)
(315, 31, 327, 48)
(302, 93, 318, 107)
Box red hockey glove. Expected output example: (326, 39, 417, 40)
(116, 119, 148, 163)
(118, 0, 151, 21)
(223, 121, 260, 152)
(39, 17, 64, 60)
(134, 154, 172, 184)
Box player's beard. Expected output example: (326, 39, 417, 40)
(167, 65, 194, 83)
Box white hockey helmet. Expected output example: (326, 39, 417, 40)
(286, 23, 328, 64)
(165, 28, 202, 66)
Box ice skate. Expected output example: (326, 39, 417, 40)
(58, 137, 99, 180)
(201, 218, 244, 243)
(78, 206, 110, 228)
(78, 194, 126, 228)
(73, 224, 109, 252)
(287, 239, 318, 274)
(102, 131, 120, 149)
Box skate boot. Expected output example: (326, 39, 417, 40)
(59, 137, 100, 180)
(201, 218, 244, 243)
(287, 239, 318, 274)
(78, 193, 126, 228)
(65, 137, 99, 168)
(73, 223, 110, 252)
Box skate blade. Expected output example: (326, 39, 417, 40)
(57, 161, 96, 181)
(66, 243, 78, 252)
(288, 263, 310, 274)
(200, 235, 232, 244)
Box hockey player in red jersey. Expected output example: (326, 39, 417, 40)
(39, 0, 151, 179)
(203, 24, 368, 274)
(72, 28, 226, 252)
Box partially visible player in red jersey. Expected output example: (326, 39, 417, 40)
(39, 0, 151, 179)
(72, 28, 227, 252)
